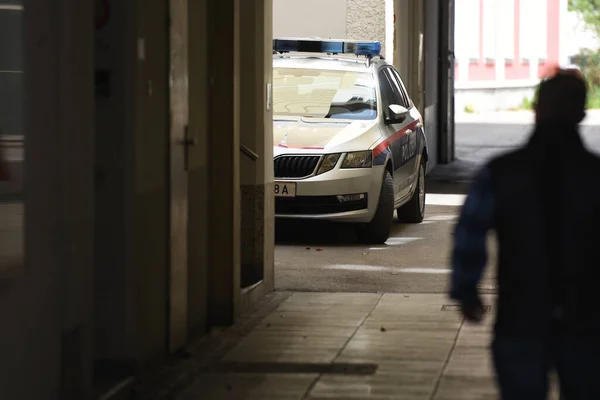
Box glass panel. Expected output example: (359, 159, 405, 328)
(386, 68, 410, 108)
(273, 68, 377, 120)
(377, 69, 396, 118)
(0, 0, 24, 277)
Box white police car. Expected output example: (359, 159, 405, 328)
(273, 38, 428, 244)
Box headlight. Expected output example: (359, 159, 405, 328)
(341, 151, 373, 169)
(317, 154, 341, 175)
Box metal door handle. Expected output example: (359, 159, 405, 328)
(183, 125, 195, 171)
(182, 137, 196, 147)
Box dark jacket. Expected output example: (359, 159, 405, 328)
(452, 123, 600, 338)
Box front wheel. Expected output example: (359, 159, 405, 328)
(397, 159, 426, 223)
(356, 171, 394, 244)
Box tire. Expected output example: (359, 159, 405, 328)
(397, 159, 426, 223)
(357, 170, 394, 244)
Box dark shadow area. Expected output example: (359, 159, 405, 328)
(202, 361, 378, 375)
(275, 219, 360, 245)
(275, 216, 414, 247)
(93, 360, 134, 400)
(426, 175, 471, 195)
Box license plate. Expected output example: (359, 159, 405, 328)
(274, 182, 296, 197)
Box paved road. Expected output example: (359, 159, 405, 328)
(275, 201, 497, 293)
(456, 121, 600, 166)
(275, 117, 600, 294)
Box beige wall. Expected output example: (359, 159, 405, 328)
(273, 0, 347, 39)
(273, 0, 387, 56)
(347, 0, 386, 56)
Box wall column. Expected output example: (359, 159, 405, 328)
(187, 0, 210, 339)
(394, 0, 424, 108)
(238, 0, 275, 306)
(207, 0, 242, 326)
(0, 0, 95, 398)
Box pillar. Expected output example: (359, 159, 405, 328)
(394, 0, 424, 110)
(207, 0, 242, 326)
(187, 0, 210, 338)
(239, 0, 275, 304)
(0, 0, 95, 398)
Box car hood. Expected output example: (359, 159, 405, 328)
(273, 117, 379, 152)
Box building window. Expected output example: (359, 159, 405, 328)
(482, 0, 497, 62)
(520, 0, 547, 61)
(537, 0, 548, 60)
(496, 0, 515, 61)
(455, 0, 481, 62)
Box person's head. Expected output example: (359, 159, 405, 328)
(534, 66, 587, 126)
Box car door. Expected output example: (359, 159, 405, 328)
(377, 67, 413, 204)
(389, 68, 420, 193)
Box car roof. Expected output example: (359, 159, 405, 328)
(273, 55, 388, 74)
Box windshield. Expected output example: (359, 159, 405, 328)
(273, 68, 377, 120)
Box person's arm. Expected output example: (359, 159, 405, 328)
(450, 166, 495, 321)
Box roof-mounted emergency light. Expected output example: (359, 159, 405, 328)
(273, 38, 382, 57)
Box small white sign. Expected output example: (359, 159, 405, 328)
(266, 83, 272, 111)
(137, 38, 146, 61)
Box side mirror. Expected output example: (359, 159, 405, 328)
(387, 104, 409, 124)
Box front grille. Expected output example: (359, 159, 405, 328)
(274, 155, 321, 178)
(276, 195, 368, 215)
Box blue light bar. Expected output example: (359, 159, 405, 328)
(273, 38, 382, 57)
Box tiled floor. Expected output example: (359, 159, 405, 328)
(177, 292, 564, 400)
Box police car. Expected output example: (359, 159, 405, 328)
(272, 38, 428, 244)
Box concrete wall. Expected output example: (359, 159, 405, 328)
(273, 0, 387, 56)
(346, 0, 386, 56)
(423, 0, 439, 171)
(455, 82, 537, 113)
(0, 0, 95, 398)
(2, 0, 276, 397)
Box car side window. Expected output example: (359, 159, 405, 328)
(385, 68, 410, 109)
(377, 70, 396, 118)
(391, 69, 413, 108)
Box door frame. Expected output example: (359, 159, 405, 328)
(167, 0, 190, 353)
(438, 0, 455, 163)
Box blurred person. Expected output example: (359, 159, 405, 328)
(450, 67, 600, 399)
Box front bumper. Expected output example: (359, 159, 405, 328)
(275, 165, 385, 223)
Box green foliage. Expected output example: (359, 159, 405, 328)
(520, 96, 534, 110)
(587, 86, 600, 109)
(464, 104, 475, 113)
(509, 47, 600, 110)
(571, 48, 600, 108)
(568, 0, 600, 38)
(571, 48, 600, 86)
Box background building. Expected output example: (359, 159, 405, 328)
(454, 0, 567, 113)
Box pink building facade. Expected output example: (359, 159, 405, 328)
(454, 0, 568, 112)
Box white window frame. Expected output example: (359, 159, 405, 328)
(496, 0, 515, 61)
(519, 0, 547, 61)
(537, 0, 548, 61)
(454, 0, 481, 62)
(482, 0, 497, 62)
